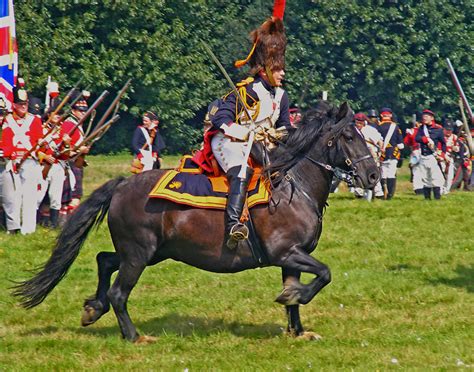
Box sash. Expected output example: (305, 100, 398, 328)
(382, 123, 396, 152)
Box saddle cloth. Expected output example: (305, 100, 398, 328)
(149, 156, 270, 210)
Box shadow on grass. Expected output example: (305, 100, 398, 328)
(428, 264, 474, 293)
(22, 313, 283, 340)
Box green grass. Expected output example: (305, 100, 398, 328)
(0, 155, 473, 370)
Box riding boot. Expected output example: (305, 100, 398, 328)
(433, 187, 441, 200)
(225, 166, 254, 250)
(386, 178, 396, 200)
(50, 209, 60, 228)
(423, 187, 432, 200)
(414, 188, 424, 195)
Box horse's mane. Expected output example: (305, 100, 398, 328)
(268, 101, 349, 180)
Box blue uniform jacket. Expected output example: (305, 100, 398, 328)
(210, 76, 291, 130)
(377, 120, 403, 159)
(131, 126, 166, 156)
(415, 124, 446, 156)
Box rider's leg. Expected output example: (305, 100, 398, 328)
(225, 165, 254, 249)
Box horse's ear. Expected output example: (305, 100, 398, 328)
(336, 102, 352, 122)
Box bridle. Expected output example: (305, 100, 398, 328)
(267, 124, 373, 219)
(302, 135, 373, 188)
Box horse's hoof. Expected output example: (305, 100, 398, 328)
(275, 287, 300, 305)
(296, 331, 322, 341)
(134, 335, 158, 344)
(81, 305, 97, 327)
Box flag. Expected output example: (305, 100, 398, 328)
(0, 0, 18, 110)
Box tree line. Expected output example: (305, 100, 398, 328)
(15, 0, 473, 154)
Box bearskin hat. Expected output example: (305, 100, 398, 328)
(234, 0, 286, 75)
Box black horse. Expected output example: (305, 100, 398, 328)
(14, 102, 379, 343)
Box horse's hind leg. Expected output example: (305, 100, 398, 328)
(107, 261, 147, 342)
(82, 251, 120, 326)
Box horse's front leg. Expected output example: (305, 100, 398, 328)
(281, 268, 304, 336)
(279, 266, 325, 341)
(276, 246, 331, 306)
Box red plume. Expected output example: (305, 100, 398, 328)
(273, 0, 286, 20)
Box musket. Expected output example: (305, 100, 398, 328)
(70, 114, 120, 167)
(16, 79, 83, 172)
(201, 41, 257, 179)
(90, 79, 131, 136)
(446, 58, 473, 124)
(458, 98, 474, 154)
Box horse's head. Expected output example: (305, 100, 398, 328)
(321, 102, 380, 189)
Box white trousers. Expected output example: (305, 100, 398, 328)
(443, 161, 454, 194)
(412, 163, 424, 191)
(419, 155, 444, 188)
(2, 159, 41, 234)
(381, 159, 398, 179)
(37, 162, 66, 210)
(211, 131, 248, 173)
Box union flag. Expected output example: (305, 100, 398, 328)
(0, 0, 18, 110)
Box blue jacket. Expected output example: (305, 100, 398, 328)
(210, 76, 291, 130)
(415, 124, 446, 156)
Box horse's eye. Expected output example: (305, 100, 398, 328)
(345, 134, 353, 141)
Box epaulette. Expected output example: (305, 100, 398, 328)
(236, 77, 254, 88)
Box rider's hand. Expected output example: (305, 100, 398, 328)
(220, 122, 250, 141)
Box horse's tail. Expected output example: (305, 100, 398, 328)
(12, 176, 127, 309)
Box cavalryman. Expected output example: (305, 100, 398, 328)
(377, 108, 404, 199)
(1, 85, 43, 234)
(208, 3, 291, 248)
(415, 109, 446, 199)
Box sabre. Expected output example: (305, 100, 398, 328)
(201, 41, 256, 179)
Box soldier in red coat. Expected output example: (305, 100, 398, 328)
(1, 86, 43, 234)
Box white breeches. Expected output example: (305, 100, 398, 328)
(411, 163, 424, 191)
(211, 131, 248, 173)
(2, 159, 41, 234)
(37, 162, 66, 210)
(381, 159, 398, 179)
(419, 155, 444, 188)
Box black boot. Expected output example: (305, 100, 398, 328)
(433, 187, 441, 200)
(381, 179, 387, 199)
(423, 187, 432, 200)
(415, 188, 424, 195)
(50, 209, 60, 228)
(225, 166, 254, 249)
(386, 178, 396, 200)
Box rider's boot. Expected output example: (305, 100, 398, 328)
(225, 166, 254, 250)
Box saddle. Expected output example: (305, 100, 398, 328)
(149, 156, 270, 210)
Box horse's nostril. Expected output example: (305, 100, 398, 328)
(369, 172, 378, 183)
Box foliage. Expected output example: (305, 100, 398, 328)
(14, 0, 474, 153)
(0, 155, 473, 369)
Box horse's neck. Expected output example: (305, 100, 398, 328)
(274, 151, 332, 215)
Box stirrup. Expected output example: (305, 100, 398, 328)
(226, 223, 249, 250)
(230, 223, 249, 240)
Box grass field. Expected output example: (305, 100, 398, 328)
(0, 154, 473, 370)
